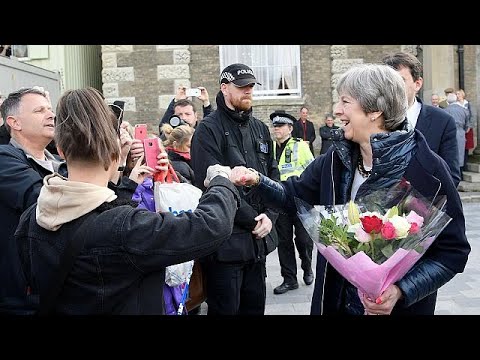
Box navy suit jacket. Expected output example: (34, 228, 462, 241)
(415, 97, 460, 186)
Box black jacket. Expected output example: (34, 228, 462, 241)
(15, 176, 240, 314)
(319, 124, 339, 155)
(191, 91, 280, 263)
(0, 124, 9, 145)
(292, 119, 316, 154)
(0, 143, 137, 314)
(167, 150, 195, 184)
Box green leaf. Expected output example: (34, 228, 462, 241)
(385, 206, 399, 219)
(381, 244, 394, 258)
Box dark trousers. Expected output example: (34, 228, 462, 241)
(276, 212, 313, 284)
(461, 148, 469, 180)
(204, 259, 266, 315)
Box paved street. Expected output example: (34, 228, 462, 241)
(264, 202, 480, 315)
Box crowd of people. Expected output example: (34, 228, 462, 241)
(0, 51, 473, 315)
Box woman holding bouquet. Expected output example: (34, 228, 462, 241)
(229, 63, 470, 315)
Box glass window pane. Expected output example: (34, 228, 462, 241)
(220, 45, 301, 98)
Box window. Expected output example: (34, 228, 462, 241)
(220, 45, 301, 99)
(12, 45, 28, 58)
(10, 45, 49, 60)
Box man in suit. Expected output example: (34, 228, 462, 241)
(382, 52, 460, 186)
(292, 106, 316, 156)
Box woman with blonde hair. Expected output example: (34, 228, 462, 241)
(161, 123, 195, 183)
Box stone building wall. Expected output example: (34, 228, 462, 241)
(189, 45, 220, 120)
(101, 45, 192, 135)
(101, 45, 479, 153)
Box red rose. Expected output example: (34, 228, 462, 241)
(361, 215, 383, 234)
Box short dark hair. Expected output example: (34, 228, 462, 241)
(174, 99, 197, 112)
(381, 52, 423, 81)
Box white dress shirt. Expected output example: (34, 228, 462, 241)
(406, 97, 421, 130)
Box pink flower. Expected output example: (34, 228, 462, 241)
(405, 210, 424, 227)
(355, 226, 372, 243)
(381, 221, 396, 240)
(409, 222, 420, 234)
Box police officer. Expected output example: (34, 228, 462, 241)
(270, 110, 315, 294)
(191, 63, 280, 315)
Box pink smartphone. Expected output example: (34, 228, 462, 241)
(134, 124, 148, 141)
(143, 138, 162, 169)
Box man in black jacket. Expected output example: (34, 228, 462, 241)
(0, 87, 67, 313)
(191, 63, 280, 315)
(292, 106, 316, 156)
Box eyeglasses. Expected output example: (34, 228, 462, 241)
(108, 103, 124, 135)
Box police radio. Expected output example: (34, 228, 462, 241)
(285, 148, 292, 163)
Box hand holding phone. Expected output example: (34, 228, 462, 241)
(143, 138, 162, 169)
(186, 88, 201, 97)
(144, 138, 168, 182)
(134, 124, 148, 141)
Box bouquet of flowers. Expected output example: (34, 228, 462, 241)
(296, 179, 452, 301)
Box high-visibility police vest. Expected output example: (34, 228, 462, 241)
(274, 137, 314, 181)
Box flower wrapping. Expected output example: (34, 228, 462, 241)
(295, 179, 452, 300)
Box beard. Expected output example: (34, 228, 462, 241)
(231, 96, 252, 112)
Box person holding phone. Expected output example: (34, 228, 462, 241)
(159, 85, 213, 133)
(13, 87, 240, 315)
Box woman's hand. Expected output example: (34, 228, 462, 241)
(119, 125, 133, 165)
(129, 154, 155, 184)
(129, 138, 144, 162)
(156, 148, 169, 173)
(230, 166, 259, 187)
(361, 284, 403, 315)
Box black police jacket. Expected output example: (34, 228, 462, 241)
(191, 91, 280, 263)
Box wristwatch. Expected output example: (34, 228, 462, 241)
(246, 168, 260, 187)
